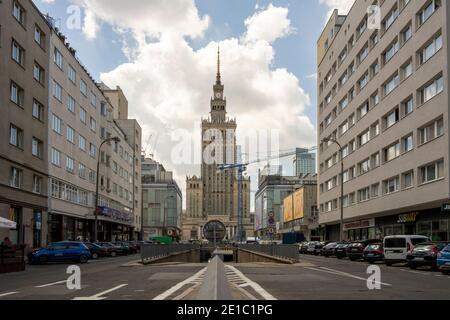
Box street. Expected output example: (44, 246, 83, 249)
(1, 254, 449, 300)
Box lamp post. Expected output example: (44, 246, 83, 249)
(321, 137, 344, 242)
(94, 136, 121, 243)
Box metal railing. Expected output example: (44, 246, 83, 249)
(197, 254, 232, 300)
(238, 244, 299, 261)
(141, 244, 197, 261)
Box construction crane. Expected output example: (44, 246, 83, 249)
(142, 134, 154, 158)
(218, 146, 317, 243)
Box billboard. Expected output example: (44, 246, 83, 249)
(283, 196, 293, 223)
(283, 188, 305, 223)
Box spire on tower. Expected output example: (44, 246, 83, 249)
(216, 46, 221, 85)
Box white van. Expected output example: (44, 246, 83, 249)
(383, 235, 430, 266)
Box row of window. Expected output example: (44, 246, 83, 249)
(9, 166, 44, 195)
(321, 158, 444, 213)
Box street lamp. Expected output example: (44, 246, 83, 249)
(94, 136, 121, 243)
(321, 137, 344, 242)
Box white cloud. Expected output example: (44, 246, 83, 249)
(75, 0, 210, 40)
(41, 0, 56, 3)
(243, 4, 294, 44)
(319, 0, 355, 19)
(77, 2, 315, 208)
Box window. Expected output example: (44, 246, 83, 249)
(357, 17, 367, 36)
(53, 81, 62, 101)
(418, 117, 444, 145)
(80, 80, 87, 96)
(32, 99, 44, 121)
(385, 108, 399, 129)
(403, 171, 414, 189)
(402, 97, 413, 116)
(384, 74, 400, 96)
(33, 62, 45, 84)
(90, 92, 96, 107)
(10, 82, 24, 107)
(403, 134, 413, 153)
(383, 7, 399, 31)
(358, 45, 369, 64)
(89, 143, 96, 158)
(51, 148, 61, 166)
(9, 124, 23, 149)
(52, 114, 62, 134)
(371, 92, 379, 107)
(101, 102, 108, 117)
(371, 183, 380, 198)
(384, 142, 400, 162)
(10, 167, 23, 189)
(67, 95, 76, 113)
(339, 120, 349, 136)
(33, 175, 43, 194)
(78, 163, 86, 179)
(79, 135, 86, 151)
(358, 187, 370, 202)
(34, 26, 45, 47)
(89, 117, 96, 132)
(420, 76, 444, 104)
(348, 62, 355, 76)
(371, 152, 380, 168)
(68, 65, 76, 83)
(419, 34, 443, 64)
(370, 32, 379, 47)
(358, 101, 369, 119)
(339, 73, 348, 88)
(89, 170, 96, 183)
(370, 60, 379, 78)
(402, 60, 413, 79)
(32, 137, 43, 158)
(359, 129, 370, 146)
(13, 1, 26, 25)
(359, 158, 371, 175)
(418, 0, 441, 26)
(384, 176, 400, 194)
(54, 47, 63, 69)
(384, 40, 399, 63)
(420, 159, 444, 184)
(402, 23, 412, 43)
(66, 157, 75, 173)
(12, 40, 25, 65)
(80, 107, 87, 124)
(67, 126, 75, 144)
(358, 73, 369, 91)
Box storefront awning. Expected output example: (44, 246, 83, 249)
(0, 217, 17, 229)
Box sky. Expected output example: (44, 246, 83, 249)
(33, 0, 355, 210)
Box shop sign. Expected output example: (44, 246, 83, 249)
(442, 204, 450, 212)
(97, 206, 131, 223)
(397, 212, 418, 224)
(343, 219, 375, 231)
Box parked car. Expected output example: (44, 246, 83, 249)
(335, 242, 350, 259)
(383, 235, 430, 266)
(437, 244, 450, 275)
(307, 241, 319, 254)
(84, 242, 108, 259)
(98, 242, 120, 257)
(28, 242, 91, 265)
(125, 241, 139, 254)
(322, 242, 338, 257)
(346, 239, 382, 261)
(299, 242, 309, 254)
(407, 242, 449, 270)
(112, 242, 130, 255)
(363, 243, 384, 263)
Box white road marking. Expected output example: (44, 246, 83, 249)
(73, 284, 128, 300)
(0, 292, 19, 298)
(226, 265, 277, 300)
(153, 268, 207, 300)
(35, 280, 67, 288)
(305, 266, 392, 287)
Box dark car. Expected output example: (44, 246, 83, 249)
(112, 242, 130, 255)
(346, 239, 382, 261)
(363, 243, 384, 263)
(407, 242, 450, 270)
(322, 242, 338, 257)
(84, 242, 108, 259)
(98, 242, 120, 257)
(335, 242, 350, 259)
(125, 241, 139, 254)
(28, 242, 91, 264)
(299, 242, 309, 254)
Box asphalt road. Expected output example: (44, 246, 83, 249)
(1, 253, 449, 300)
(235, 254, 450, 300)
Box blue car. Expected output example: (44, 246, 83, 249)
(28, 242, 92, 265)
(437, 244, 450, 275)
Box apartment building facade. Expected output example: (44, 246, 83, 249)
(47, 27, 140, 242)
(317, 0, 450, 241)
(0, 0, 51, 248)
